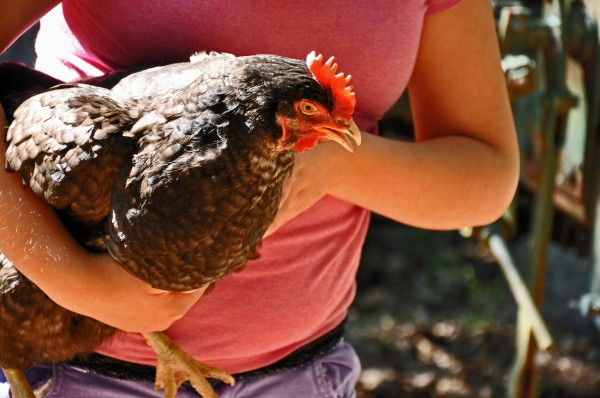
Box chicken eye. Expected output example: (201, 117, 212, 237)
(300, 101, 319, 115)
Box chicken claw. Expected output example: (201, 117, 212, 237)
(143, 332, 235, 398)
(2, 368, 35, 398)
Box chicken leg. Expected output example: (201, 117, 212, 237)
(2, 367, 35, 398)
(143, 332, 235, 398)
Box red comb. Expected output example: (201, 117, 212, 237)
(306, 51, 356, 116)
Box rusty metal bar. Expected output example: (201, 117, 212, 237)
(499, 0, 575, 395)
(509, 91, 563, 398)
(488, 234, 554, 351)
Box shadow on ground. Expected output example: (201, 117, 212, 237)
(348, 215, 600, 397)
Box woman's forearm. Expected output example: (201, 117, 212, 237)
(329, 132, 518, 230)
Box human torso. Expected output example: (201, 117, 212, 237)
(35, 0, 457, 373)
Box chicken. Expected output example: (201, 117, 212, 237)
(0, 51, 360, 398)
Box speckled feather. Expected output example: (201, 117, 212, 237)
(5, 84, 136, 224)
(0, 52, 333, 369)
(4, 52, 328, 291)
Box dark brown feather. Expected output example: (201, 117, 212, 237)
(0, 256, 114, 369)
(0, 52, 329, 370)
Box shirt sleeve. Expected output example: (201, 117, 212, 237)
(425, 0, 463, 15)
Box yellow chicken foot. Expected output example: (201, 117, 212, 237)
(2, 368, 35, 398)
(143, 332, 235, 398)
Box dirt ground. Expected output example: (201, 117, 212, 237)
(348, 214, 600, 398)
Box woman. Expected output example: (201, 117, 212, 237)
(0, 0, 519, 396)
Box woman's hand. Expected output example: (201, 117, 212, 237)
(264, 141, 348, 237)
(75, 255, 206, 333)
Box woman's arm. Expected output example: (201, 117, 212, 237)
(0, 2, 205, 332)
(0, 0, 61, 53)
(269, 0, 519, 233)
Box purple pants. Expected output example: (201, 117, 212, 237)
(1, 341, 360, 398)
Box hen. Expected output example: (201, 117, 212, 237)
(0, 51, 360, 398)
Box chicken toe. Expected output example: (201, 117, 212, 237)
(2, 368, 35, 398)
(143, 332, 235, 398)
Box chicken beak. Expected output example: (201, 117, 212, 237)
(315, 119, 362, 152)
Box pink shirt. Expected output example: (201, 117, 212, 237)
(35, 0, 461, 373)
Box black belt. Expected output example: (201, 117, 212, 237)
(65, 320, 346, 387)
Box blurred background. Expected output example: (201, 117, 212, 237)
(3, 1, 600, 397)
(350, 1, 600, 397)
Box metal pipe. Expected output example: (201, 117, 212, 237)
(488, 234, 554, 351)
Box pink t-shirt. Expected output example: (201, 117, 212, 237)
(35, 0, 461, 373)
